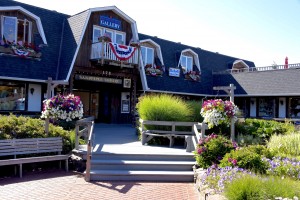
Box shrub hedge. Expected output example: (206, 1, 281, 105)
(0, 114, 75, 153)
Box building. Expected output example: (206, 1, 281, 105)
(0, 0, 299, 123)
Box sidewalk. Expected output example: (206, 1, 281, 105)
(0, 124, 199, 200)
(0, 170, 199, 200)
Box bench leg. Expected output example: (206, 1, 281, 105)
(19, 164, 22, 178)
(65, 159, 69, 172)
(169, 136, 174, 147)
(185, 136, 192, 152)
(142, 133, 147, 145)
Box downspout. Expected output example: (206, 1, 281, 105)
(55, 19, 66, 80)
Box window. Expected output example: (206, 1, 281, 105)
(141, 46, 154, 66)
(0, 81, 26, 111)
(93, 27, 102, 43)
(181, 55, 193, 73)
(92, 25, 125, 44)
(1, 16, 32, 43)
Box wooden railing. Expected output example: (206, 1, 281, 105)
(74, 117, 94, 182)
(75, 116, 95, 150)
(213, 63, 300, 74)
(191, 123, 208, 152)
(90, 42, 139, 65)
(139, 119, 207, 152)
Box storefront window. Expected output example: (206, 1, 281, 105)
(258, 97, 274, 118)
(289, 97, 300, 118)
(0, 81, 25, 111)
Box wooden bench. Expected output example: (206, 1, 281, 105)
(0, 137, 69, 178)
(139, 119, 205, 152)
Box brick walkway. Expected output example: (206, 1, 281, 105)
(0, 170, 199, 200)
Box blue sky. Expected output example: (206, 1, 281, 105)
(16, 0, 300, 67)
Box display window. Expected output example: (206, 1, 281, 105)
(258, 97, 274, 118)
(289, 98, 300, 118)
(0, 81, 25, 111)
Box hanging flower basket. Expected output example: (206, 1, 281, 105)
(200, 99, 238, 129)
(41, 94, 83, 122)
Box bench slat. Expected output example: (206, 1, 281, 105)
(0, 155, 69, 166)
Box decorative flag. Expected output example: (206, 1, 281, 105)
(109, 42, 136, 61)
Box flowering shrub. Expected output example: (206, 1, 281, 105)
(194, 133, 237, 169)
(199, 166, 251, 194)
(200, 99, 238, 129)
(219, 145, 269, 174)
(41, 94, 83, 122)
(263, 157, 300, 180)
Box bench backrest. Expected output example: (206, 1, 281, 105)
(0, 137, 63, 157)
(140, 119, 197, 134)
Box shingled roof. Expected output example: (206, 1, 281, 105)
(0, 0, 69, 82)
(138, 33, 255, 96)
(213, 68, 300, 96)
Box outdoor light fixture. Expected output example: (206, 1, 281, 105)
(280, 100, 284, 105)
(30, 88, 35, 95)
(251, 100, 255, 105)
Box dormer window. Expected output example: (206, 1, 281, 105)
(181, 55, 193, 73)
(1, 16, 32, 43)
(141, 46, 154, 67)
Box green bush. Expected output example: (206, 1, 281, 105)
(0, 114, 75, 153)
(267, 133, 300, 157)
(236, 119, 296, 142)
(224, 175, 265, 200)
(225, 175, 300, 200)
(220, 145, 270, 174)
(194, 134, 235, 169)
(137, 94, 193, 122)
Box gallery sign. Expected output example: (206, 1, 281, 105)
(100, 16, 121, 30)
(75, 74, 122, 84)
(169, 68, 180, 77)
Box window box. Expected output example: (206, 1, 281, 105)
(144, 64, 163, 76)
(184, 71, 201, 81)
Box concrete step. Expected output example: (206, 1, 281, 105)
(89, 170, 194, 182)
(91, 152, 195, 162)
(91, 160, 195, 171)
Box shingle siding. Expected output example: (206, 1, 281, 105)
(138, 33, 255, 95)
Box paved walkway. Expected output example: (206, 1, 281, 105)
(0, 170, 198, 200)
(0, 124, 199, 200)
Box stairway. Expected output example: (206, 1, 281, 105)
(88, 145, 196, 182)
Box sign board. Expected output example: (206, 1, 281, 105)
(75, 74, 122, 84)
(121, 92, 130, 113)
(123, 78, 131, 88)
(100, 16, 121, 30)
(169, 67, 180, 77)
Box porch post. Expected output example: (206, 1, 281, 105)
(45, 77, 52, 134)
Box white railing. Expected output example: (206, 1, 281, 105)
(91, 42, 139, 65)
(213, 63, 300, 74)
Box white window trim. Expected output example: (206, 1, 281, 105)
(0, 6, 47, 44)
(177, 49, 201, 71)
(140, 39, 164, 66)
(141, 46, 154, 66)
(232, 59, 250, 70)
(93, 25, 126, 44)
(1, 16, 17, 42)
(180, 55, 193, 72)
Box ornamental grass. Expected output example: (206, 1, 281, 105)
(267, 133, 300, 158)
(137, 94, 192, 122)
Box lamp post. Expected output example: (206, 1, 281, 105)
(213, 84, 236, 141)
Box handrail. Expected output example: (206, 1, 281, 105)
(85, 120, 94, 182)
(75, 116, 95, 150)
(191, 123, 207, 152)
(213, 63, 300, 74)
(90, 41, 139, 65)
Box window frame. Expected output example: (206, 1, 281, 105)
(92, 25, 126, 44)
(1, 16, 32, 44)
(180, 55, 193, 73)
(141, 46, 154, 67)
